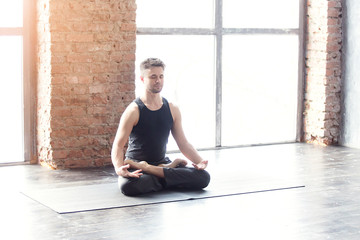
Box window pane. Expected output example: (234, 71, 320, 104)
(136, 35, 216, 150)
(0, 0, 23, 27)
(136, 0, 214, 28)
(223, 0, 299, 28)
(222, 35, 299, 146)
(0, 36, 24, 163)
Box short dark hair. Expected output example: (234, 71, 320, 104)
(140, 58, 165, 76)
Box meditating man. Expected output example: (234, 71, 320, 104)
(111, 58, 210, 196)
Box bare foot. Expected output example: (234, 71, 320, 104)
(124, 159, 149, 170)
(160, 158, 188, 168)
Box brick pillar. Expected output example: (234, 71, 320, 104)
(304, 0, 342, 145)
(37, 0, 52, 167)
(36, 0, 136, 169)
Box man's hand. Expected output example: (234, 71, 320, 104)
(192, 160, 208, 170)
(116, 164, 143, 178)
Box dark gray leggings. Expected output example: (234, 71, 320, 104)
(119, 166, 210, 196)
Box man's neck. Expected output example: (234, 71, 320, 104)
(140, 92, 163, 111)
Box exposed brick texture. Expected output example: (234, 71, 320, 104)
(304, 0, 342, 145)
(36, 0, 136, 169)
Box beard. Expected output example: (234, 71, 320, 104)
(149, 84, 163, 93)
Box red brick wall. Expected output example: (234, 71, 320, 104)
(36, 0, 136, 169)
(304, 0, 342, 145)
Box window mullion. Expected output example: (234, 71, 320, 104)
(223, 28, 299, 35)
(215, 0, 223, 147)
(137, 28, 215, 35)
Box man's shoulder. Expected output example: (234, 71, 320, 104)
(164, 98, 176, 107)
(167, 100, 176, 110)
(120, 101, 140, 126)
(128, 100, 139, 108)
(126, 101, 140, 114)
(167, 100, 181, 122)
(122, 101, 139, 118)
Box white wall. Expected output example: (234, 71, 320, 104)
(340, 0, 360, 148)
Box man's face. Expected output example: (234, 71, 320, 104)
(141, 67, 164, 94)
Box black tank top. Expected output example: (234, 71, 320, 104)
(125, 97, 173, 165)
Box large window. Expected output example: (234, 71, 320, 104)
(136, 0, 303, 150)
(0, 0, 33, 163)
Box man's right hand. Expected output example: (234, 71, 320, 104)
(116, 164, 143, 178)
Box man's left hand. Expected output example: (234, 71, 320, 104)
(192, 160, 208, 170)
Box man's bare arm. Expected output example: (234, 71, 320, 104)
(169, 103, 208, 170)
(111, 102, 143, 178)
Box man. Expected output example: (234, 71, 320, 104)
(111, 58, 210, 196)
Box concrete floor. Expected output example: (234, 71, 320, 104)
(1, 143, 360, 239)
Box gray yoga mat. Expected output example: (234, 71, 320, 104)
(21, 177, 304, 214)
